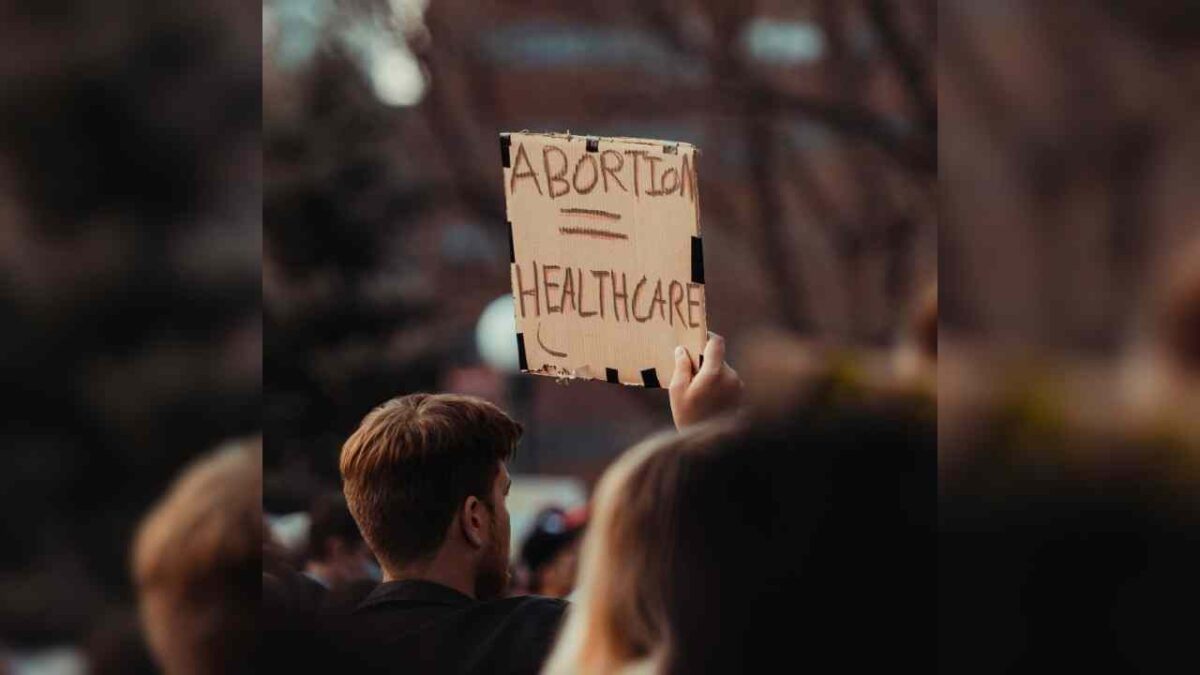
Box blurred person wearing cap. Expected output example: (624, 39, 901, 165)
(132, 438, 261, 675)
(339, 335, 739, 674)
(520, 507, 587, 599)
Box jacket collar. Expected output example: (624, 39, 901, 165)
(357, 579, 475, 612)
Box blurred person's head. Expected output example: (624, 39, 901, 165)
(1151, 237, 1200, 378)
(545, 397, 933, 674)
(339, 394, 521, 600)
(133, 438, 262, 675)
(1125, 237, 1200, 425)
(939, 385, 1200, 673)
(304, 492, 378, 589)
(895, 281, 938, 384)
(520, 506, 586, 598)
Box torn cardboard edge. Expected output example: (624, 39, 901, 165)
(516, 364, 663, 389)
(501, 131, 696, 161)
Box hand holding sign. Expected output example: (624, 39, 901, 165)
(669, 333, 743, 429)
(502, 132, 708, 387)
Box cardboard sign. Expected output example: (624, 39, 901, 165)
(500, 132, 707, 387)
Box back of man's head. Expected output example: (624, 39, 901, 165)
(339, 394, 521, 573)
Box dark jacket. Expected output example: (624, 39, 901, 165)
(350, 580, 568, 675)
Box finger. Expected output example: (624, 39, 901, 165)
(699, 333, 725, 378)
(669, 345, 694, 394)
(725, 367, 745, 402)
(722, 364, 742, 388)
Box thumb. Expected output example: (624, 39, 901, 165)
(697, 333, 726, 380)
(669, 345, 694, 394)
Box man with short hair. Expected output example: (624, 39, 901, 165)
(341, 335, 741, 674)
(342, 394, 551, 674)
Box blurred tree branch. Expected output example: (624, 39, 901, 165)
(864, 0, 936, 137)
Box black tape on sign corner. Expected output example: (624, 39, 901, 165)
(507, 221, 515, 263)
(605, 368, 619, 383)
(691, 236, 705, 284)
(500, 134, 512, 168)
(641, 368, 661, 388)
(586, 137, 599, 153)
(516, 332, 528, 371)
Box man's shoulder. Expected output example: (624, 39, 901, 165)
(455, 596, 568, 673)
(485, 594, 569, 612)
(351, 588, 567, 632)
(480, 594, 568, 621)
(350, 594, 569, 674)
(429, 593, 568, 653)
(448, 593, 568, 633)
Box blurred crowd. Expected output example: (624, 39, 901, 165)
(1, 0, 259, 671)
(0, 0, 1197, 674)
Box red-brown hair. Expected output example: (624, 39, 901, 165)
(339, 394, 522, 570)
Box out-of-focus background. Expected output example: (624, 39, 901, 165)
(938, 3, 1200, 672)
(937, 1, 1200, 449)
(0, 1, 260, 672)
(261, 0, 936, 521)
(940, 1, 1199, 353)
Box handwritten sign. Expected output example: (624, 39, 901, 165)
(500, 132, 707, 387)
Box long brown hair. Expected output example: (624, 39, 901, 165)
(543, 421, 741, 674)
(545, 396, 934, 674)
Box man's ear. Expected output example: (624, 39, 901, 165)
(460, 496, 486, 549)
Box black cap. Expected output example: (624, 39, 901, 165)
(520, 506, 586, 573)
